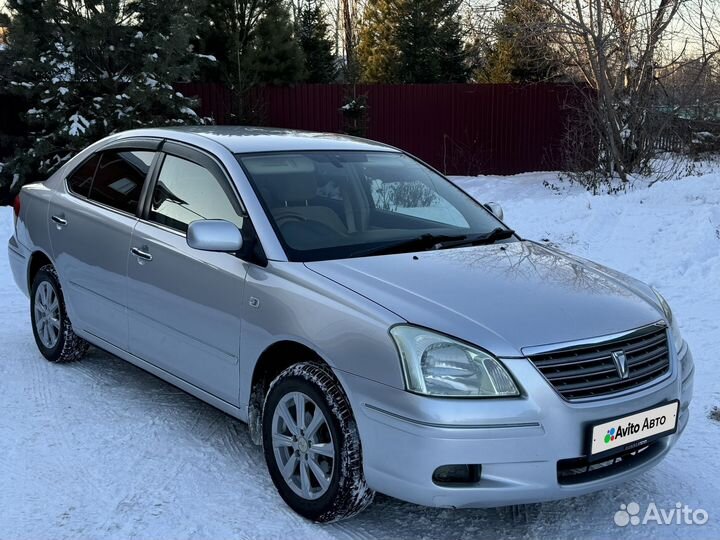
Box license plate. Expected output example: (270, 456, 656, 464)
(590, 401, 679, 460)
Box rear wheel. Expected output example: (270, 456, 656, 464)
(262, 362, 374, 522)
(30, 265, 89, 363)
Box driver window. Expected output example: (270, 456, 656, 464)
(149, 155, 244, 233)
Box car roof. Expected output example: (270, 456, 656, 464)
(112, 126, 400, 154)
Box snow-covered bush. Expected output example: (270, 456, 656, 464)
(340, 93, 368, 137)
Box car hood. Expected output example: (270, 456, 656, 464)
(305, 241, 664, 357)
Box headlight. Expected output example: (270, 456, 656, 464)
(390, 325, 519, 397)
(653, 288, 684, 355)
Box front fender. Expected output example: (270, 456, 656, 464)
(238, 262, 405, 414)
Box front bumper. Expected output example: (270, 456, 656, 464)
(338, 345, 693, 508)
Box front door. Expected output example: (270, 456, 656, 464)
(127, 146, 249, 404)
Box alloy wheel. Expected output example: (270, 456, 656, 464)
(34, 281, 61, 349)
(271, 391, 335, 500)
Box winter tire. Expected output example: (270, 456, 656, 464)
(262, 362, 374, 522)
(30, 264, 89, 363)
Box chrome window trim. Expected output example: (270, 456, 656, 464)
(61, 181, 142, 222)
(135, 216, 187, 238)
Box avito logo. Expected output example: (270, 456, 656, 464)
(604, 414, 668, 444)
(614, 502, 709, 527)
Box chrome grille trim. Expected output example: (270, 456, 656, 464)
(524, 322, 671, 401)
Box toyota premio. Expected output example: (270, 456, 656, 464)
(7, 127, 694, 522)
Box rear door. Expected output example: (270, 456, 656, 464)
(48, 140, 159, 350)
(127, 143, 249, 404)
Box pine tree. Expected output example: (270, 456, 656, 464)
(479, 0, 563, 83)
(298, 2, 337, 83)
(194, 0, 231, 85)
(243, 1, 306, 86)
(0, 0, 209, 200)
(196, 0, 274, 87)
(357, 0, 468, 84)
(357, 0, 403, 83)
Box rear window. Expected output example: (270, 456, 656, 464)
(67, 154, 101, 197)
(88, 151, 155, 214)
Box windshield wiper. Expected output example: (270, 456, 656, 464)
(350, 233, 468, 258)
(433, 227, 515, 249)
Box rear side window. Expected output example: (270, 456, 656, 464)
(88, 150, 155, 214)
(149, 155, 244, 233)
(67, 154, 101, 197)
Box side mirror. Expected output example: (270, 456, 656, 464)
(187, 220, 244, 252)
(485, 202, 504, 221)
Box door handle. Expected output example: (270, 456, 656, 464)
(131, 247, 153, 261)
(51, 215, 68, 227)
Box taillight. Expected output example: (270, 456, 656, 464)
(12, 195, 21, 217)
(13, 195, 21, 227)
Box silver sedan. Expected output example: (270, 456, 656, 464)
(8, 127, 694, 522)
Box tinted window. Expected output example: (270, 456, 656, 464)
(88, 150, 155, 214)
(67, 154, 100, 197)
(149, 155, 244, 233)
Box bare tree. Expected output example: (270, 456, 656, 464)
(460, 0, 501, 81)
(670, 0, 720, 121)
(327, 0, 365, 80)
(287, 0, 310, 23)
(533, 0, 720, 183)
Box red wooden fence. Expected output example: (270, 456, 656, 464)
(175, 83, 589, 176)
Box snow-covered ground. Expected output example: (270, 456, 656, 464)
(2, 169, 719, 539)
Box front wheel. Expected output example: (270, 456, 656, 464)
(262, 362, 374, 522)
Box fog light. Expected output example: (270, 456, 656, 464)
(432, 464, 482, 486)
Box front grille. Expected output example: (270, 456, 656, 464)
(527, 325, 670, 400)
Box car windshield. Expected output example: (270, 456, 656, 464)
(236, 151, 513, 262)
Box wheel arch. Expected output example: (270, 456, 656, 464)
(27, 250, 54, 289)
(247, 340, 335, 445)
